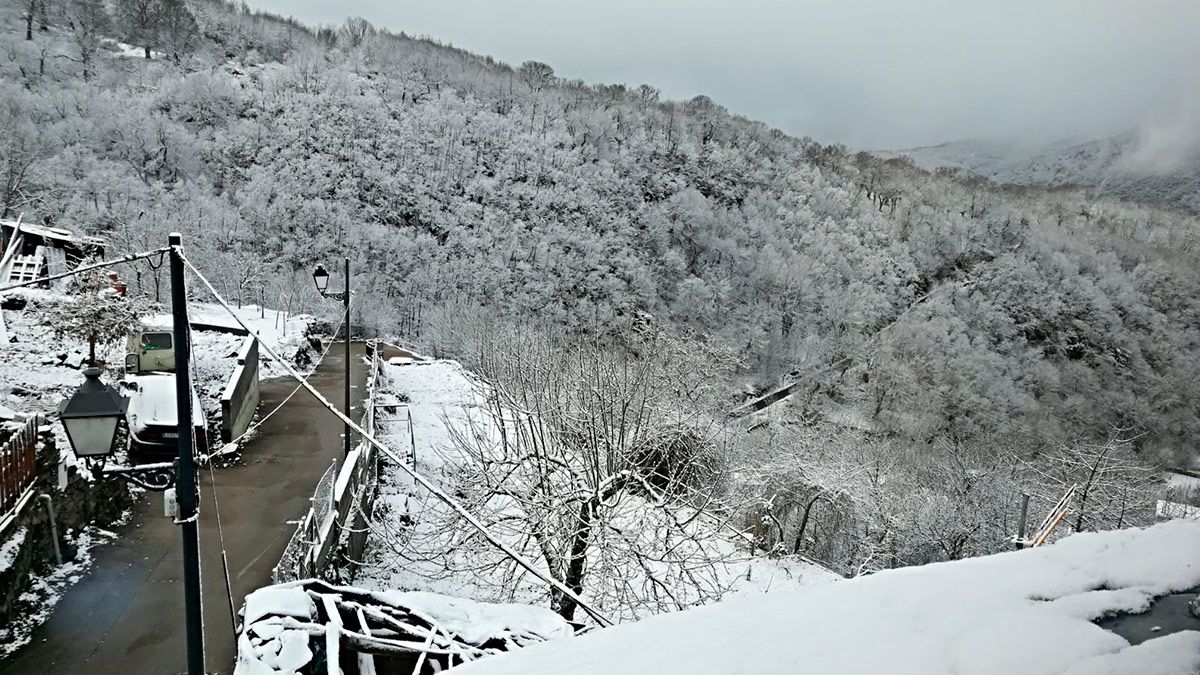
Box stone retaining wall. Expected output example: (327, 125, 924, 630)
(0, 429, 133, 627)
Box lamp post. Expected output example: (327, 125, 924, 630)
(313, 258, 351, 457)
(56, 233, 204, 675)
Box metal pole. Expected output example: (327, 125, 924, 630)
(168, 232, 205, 675)
(1015, 492, 1031, 550)
(37, 494, 63, 566)
(344, 256, 351, 457)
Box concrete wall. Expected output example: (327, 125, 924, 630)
(220, 337, 260, 444)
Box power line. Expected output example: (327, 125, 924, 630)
(178, 250, 615, 627)
(200, 308, 352, 640)
(0, 247, 169, 294)
(731, 279, 972, 418)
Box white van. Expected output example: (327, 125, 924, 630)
(126, 328, 175, 373)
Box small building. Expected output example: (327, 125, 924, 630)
(0, 218, 106, 287)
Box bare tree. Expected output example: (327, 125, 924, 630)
(157, 0, 197, 64)
(60, 0, 109, 81)
(1032, 435, 1158, 533)
(339, 16, 375, 49)
(24, 0, 42, 40)
(517, 61, 555, 93)
(40, 264, 159, 366)
(114, 0, 162, 58)
(0, 95, 40, 219)
(386, 324, 740, 621)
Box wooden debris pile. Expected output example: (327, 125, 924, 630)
(235, 579, 574, 674)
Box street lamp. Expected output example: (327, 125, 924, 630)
(58, 368, 177, 490)
(313, 258, 352, 457)
(312, 264, 330, 295)
(58, 367, 128, 463)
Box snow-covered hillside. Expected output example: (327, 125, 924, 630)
(451, 520, 1200, 675)
(879, 134, 1200, 213)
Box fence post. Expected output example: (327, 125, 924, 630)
(1015, 493, 1031, 550)
(408, 409, 416, 469)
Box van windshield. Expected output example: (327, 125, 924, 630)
(142, 333, 173, 350)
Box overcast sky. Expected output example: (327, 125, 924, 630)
(249, 0, 1200, 150)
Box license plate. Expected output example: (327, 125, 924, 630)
(163, 432, 179, 439)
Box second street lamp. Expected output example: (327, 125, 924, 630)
(313, 258, 352, 457)
(312, 264, 330, 295)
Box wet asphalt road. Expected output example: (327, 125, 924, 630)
(1, 342, 368, 675)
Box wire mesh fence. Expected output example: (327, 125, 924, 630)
(272, 510, 315, 584)
(311, 459, 337, 529)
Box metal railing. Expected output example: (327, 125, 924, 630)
(271, 343, 384, 583)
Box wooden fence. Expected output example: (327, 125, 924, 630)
(0, 415, 39, 528)
(272, 343, 383, 584)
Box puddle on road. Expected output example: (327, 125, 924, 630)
(1095, 587, 1200, 645)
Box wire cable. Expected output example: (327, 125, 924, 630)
(178, 249, 614, 627)
(198, 308, 348, 464)
(0, 247, 171, 293)
(730, 279, 974, 417)
(197, 309, 352, 636)
(205, 456, 239, 637)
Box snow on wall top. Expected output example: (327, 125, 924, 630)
(450, 520, 1200, 675)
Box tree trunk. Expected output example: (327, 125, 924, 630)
(553, 501, 594, 621)
(792, 493, 826, 554)
(88, 335, 97, 367)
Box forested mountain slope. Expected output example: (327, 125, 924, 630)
(3, 0, 1199, 475)
(879, 134, 1200, 214)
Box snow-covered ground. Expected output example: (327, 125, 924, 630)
(143, 302, 314, 405)
(1, 292, 312, 476)
(0, 526, 120, 657)
(1166, 471, 1200, 502)
(451, 520, 1200, 675)
(354, 359, 520, 599)
(1, 292, 312, 423)
(354, 359, 837, 619)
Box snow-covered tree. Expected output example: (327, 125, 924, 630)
(61, 0, 108, 81)
(40, 264, 158, 366)
(114, 0, 161, 58)
(393, 324, 739, 620)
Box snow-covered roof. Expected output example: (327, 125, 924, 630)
(450, 520, 1200, 675)
(0, 219, 105, 247)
